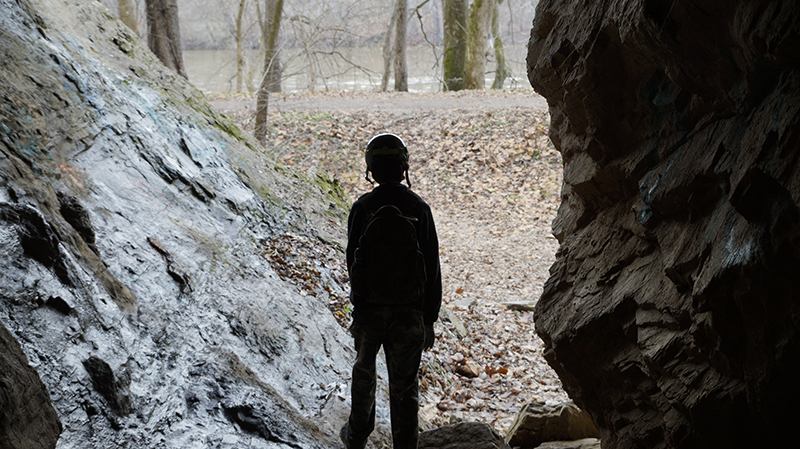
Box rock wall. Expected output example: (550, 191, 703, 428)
(0, 322, 62, 449)
(527, 1, 799, 448)
(0, 0, 371, 447)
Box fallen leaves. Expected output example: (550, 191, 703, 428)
(210, 89, 569, 434)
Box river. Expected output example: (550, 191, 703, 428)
(184, 44, 530, 94)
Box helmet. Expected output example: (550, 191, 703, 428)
(365, 133, 409, 170)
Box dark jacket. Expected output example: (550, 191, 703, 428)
(346, 183, 442, 324)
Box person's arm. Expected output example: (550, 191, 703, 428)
(346, 201, 362, 271)
(419, 203, 442, 325)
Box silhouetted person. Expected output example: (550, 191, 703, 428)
(341, 133, 442, 449)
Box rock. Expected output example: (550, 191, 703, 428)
(0, 322, 62, 449)
(82, 356, 132, 417)
(0, 0, 373, 447)
(501, 301, 536, 312)
(455, 359, 482, 378)
(505, 401, 599, 448)
(443, 307, 469, 338)
(527, 0, 800, 448)
(535, 439, 601, 449)
(419, 421, 509, 449)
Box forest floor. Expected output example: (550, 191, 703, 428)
(208, 89, 570, 434)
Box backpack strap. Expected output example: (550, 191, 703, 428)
(399, 189, 421, 216)
(358, 191, 380, 215)
(358, 189, 420, 216)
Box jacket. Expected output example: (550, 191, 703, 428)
(346, 183, 442, 324)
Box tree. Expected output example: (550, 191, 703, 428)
(378, 0, 409, 92)
(118, 0, 139, 33)
(464, 0, 492, 89)
(380, 4, 400, 91)
(442, 0, 467, 91)
(490, 0, 508, 89)
(145, 0, 187, 78)
(235, 0, 247, 92)
(393, 0, 408, 91)
(256, 0, 283, 93)
(254, 0, 284, 145)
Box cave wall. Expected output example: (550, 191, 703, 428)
(527, 1, 799, 448)
(0, 322, 62, 449)
(0, 0, 364, 447)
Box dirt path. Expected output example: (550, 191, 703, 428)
(209, 89, 548, 114)
(208, 89, 569, 434)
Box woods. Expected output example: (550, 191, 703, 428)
(110, 0, 535, 94)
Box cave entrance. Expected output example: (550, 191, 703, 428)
(209, 88, 567, 434)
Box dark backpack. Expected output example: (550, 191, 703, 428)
(349, 191, 427, 304)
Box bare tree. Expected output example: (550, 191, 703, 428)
(254, 0, 284, 145)
(490, 0, 508, 89)
(118, 0, 139, 33)
(235, 0, 247, 92)
(464, 0, 491, 89)
(145, 0, 187, 78)
(380, 4, 400, 91)
(256, 0, 283, 93)
(442, 0, 467, 91)
(392, 0, 408, 91)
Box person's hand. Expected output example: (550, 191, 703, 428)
(423, 323, 435, 351)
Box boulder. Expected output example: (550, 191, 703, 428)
(419, 421, 509, 449)
(505, 401, 599, 448)
(0, 323, 62, 449)
(527, 0, 800, 448)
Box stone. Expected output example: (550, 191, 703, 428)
(419, 421, 509, 449)
(455, 359, 482, 378)
(0, 322, 62, 449)
(527, 0, 800, 448)
(535, 439, 601, 449)
(444, 307, 469, 338)
(505, 401, 600, 448)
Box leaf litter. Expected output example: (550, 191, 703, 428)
(209, 90, 569, 434)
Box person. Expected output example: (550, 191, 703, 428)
(341, 133, 442, 449)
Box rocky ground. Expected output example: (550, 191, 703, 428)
(209, 89, 570, 434)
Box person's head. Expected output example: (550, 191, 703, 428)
(364, 133, 411, 186)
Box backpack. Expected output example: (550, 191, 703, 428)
(349, 191, 427, 304)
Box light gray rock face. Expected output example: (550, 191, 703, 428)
(527, 0, 800, 448)
(0, 0, 374, 447)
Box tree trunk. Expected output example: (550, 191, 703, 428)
(442, 0, 468, 91)
(235, 0, 247, 92)
(145, 0, 187, 78)
(254, 0, 284, 145)
(380, 5, 399, 92)
(490, 0, 507, 89)
(393, 0, 408, 92)
(118, 0, 138, 34)
(464, 0, 491, 89)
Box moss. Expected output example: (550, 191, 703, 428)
(312, 169, 350, 212)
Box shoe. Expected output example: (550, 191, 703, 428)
(340, 422, 352, 449)
(340, 422, 365, 449)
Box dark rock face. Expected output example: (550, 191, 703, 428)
(0, 322, 62, 449)
(527, 1, 800, 448)
(0, 0, 365, 447)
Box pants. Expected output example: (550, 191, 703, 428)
(345, 307, 425, 449)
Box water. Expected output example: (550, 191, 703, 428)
(184, 45, 530, 94)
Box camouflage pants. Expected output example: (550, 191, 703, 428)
(345, 307, 425, 449)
